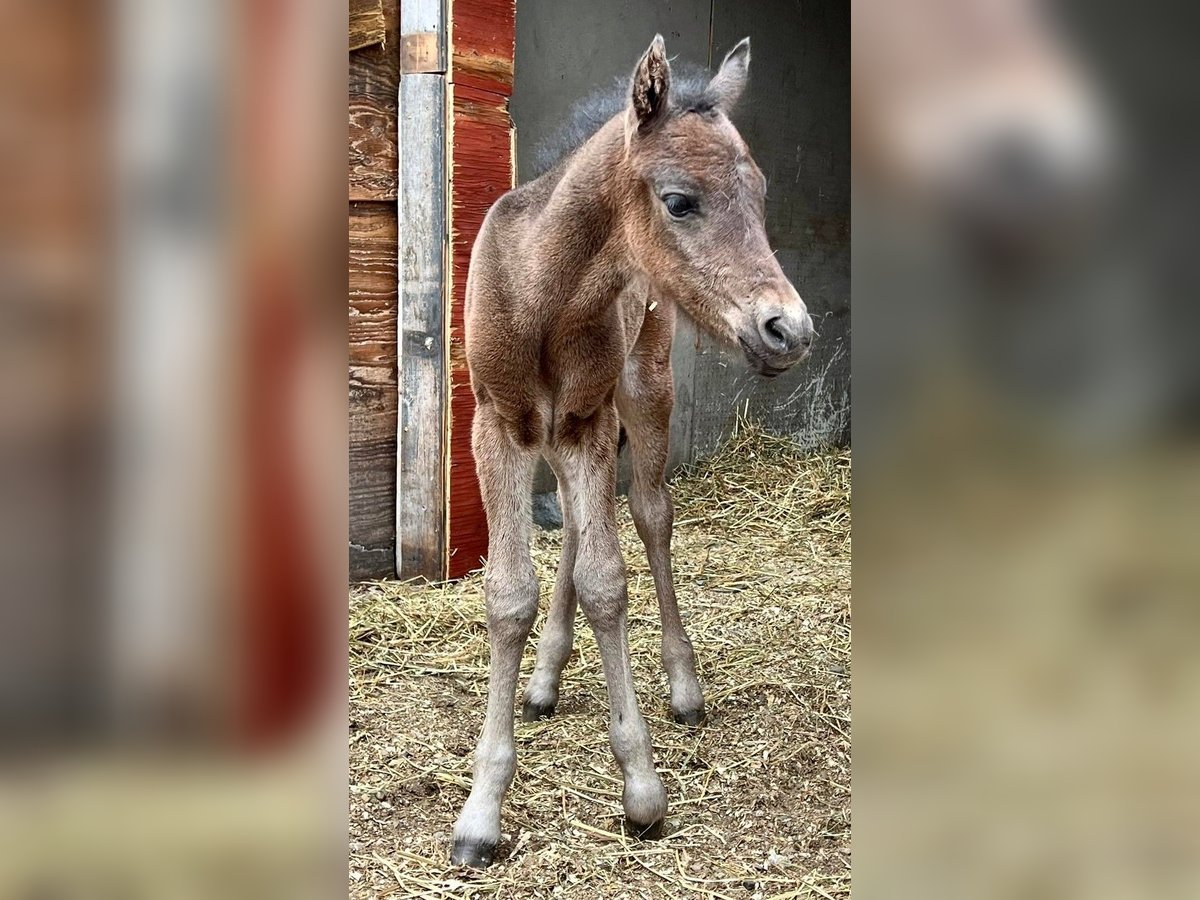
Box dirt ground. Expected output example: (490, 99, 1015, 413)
(350, 425, 850, 899)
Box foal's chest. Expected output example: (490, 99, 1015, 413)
(546, 278, 651, 419)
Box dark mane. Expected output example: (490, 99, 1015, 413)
(527, 66, 717, 181)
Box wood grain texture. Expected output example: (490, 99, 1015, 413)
(349, 0, 386, 51)
(397, 74, 448, 580)
(349, 0, 399, 581)
(401, 0, 447, 34)
(451, 0, 516, 95)
(349, 93, 397, 201)
(349, 44, 398, 98)
(350, 0, 399, 88)
(446, 80, 513, 578)
(349, 0, 399, 201)
(350, 202, 398, 579)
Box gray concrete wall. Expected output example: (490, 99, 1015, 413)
(511, 0, 849, 492)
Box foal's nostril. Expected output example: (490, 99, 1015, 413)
(760, 314, 795, 354)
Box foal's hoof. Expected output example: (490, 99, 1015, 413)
(521, 700, 556, 722)
(672, 706, 707, 727)
(625, 818, 665, 840)
(450, 839, 496, 869)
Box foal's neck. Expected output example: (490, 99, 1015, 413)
(535, 118, 639, 318)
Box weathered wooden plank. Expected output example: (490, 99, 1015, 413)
(350, 202, 398, 579)
(349, 92, 397, 201)
(348, 0, 401, 578)
(351, 544, 395, 582)
(349, 0, 399, 200)
(350, 390, 398, 546)
(397, 74, 448, 579)
(349, 391, 398, 575)
(349, 202, 397, 379)
(350, 0, 400, 89)
(377, 0, 399, 40)
(350, 52, 398, 108)
(349, 0, 386, 51)
(400, 0, 447, 73)
(401, 0, 446, 34)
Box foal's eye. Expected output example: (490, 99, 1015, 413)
(662, 193, 696, 218)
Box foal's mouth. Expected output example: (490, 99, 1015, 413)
(737, 335, 807, 378)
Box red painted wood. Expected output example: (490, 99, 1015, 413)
(452, 0, 515, 96)
(446, 3, 514, 579)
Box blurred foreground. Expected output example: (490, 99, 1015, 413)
(0, 1, 345, 897)
(854, 0, 1200, 898)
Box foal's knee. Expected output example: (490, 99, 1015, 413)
(630, 482, 673, 546)
(484, 565, 539, 639)
(573, 549, 627, 630)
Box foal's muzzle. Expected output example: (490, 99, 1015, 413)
(739, 303, 814, 377)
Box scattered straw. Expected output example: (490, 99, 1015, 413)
(350, 421, 851, 899)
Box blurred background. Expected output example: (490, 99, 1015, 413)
(0, 0, 345, 897)
(1, 0, 1199, 896)
(853, 0, 1200, 897)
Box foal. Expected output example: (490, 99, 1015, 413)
(452, 35, 813, 867)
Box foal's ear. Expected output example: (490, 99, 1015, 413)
(630, 34, 671, 130)
(706, 37, 751, 112)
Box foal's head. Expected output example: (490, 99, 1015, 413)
(620, 36, 814, 377)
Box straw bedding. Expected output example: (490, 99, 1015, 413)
(350, 422, 851, 899)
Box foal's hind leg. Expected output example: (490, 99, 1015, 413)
(521, 473, 577, 721)
(451, 402, 541, 868)
(616, 354, 707, 726)
(551, 405, 668, 834)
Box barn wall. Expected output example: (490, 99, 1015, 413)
(446, 0, 516, 578)
(348, 0, 516, 583)
(511, 0, 850, 493)
(349, 0, 399, 581)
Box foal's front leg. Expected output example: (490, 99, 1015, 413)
(451, 403, 540, 868)
(551, 406, 668, 835)
(617, 359, 706, 725)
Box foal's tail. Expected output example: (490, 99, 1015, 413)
(617, 425, 628, 456)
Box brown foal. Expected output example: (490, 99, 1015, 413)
(451, 35, 813, 867)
